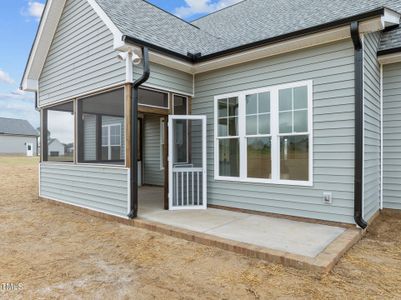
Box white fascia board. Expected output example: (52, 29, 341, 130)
(378, 52, 401, 65)
(21, 0, 66, 92)
(145, 16, 384, 75)
(193, 25, 351, 74)
(86, 0, 124, 50)
(381, 8, 400, 28)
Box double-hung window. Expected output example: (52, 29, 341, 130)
(102, 124, 121, 161)
(214, 81, 313, 185)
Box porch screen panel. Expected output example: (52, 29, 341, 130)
(79, 88, 125, 164)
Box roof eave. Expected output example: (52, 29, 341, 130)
(123, 7, 388, 65)
(197, 7, 388, 62)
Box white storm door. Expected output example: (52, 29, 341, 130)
(168, 115, 207, 210)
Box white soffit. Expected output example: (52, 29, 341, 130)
(381, 8, 401, 28)
(378, 52, 401, 65)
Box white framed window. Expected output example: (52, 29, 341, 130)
(102, 123, 121, 161)
(214, 80, 313, 186)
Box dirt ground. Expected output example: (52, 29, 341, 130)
(1, 157, 401, 299)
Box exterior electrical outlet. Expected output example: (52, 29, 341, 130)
(323, 193, 332, 204)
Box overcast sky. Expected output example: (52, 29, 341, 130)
(0, 0, 242, 130)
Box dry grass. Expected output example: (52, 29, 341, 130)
(1, 156, 401, 299)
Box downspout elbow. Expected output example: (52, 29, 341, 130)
(350, 21, 368, 229)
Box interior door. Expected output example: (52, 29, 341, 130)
(168, 115, 207, 210)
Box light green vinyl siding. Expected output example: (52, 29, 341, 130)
(383, 62, 401, 211)
(39, 0, 125, 106)
(135, 63, 193, 96)
(193, 40, 356, 223)
(363, 32, 381, 221)
(38, 0, 193, 106)
(143, 115, 164, 186)
(40, 163, 129, 217)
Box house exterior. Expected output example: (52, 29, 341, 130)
(21, 0, 401, 226)
(0, 117, 38, 156)
(48, 138, 65, 157)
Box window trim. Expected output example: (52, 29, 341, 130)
(214, 80, 313, 187)
(101, 123, 122, 161)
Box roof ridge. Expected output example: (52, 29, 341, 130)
(142, 0, 201, 30)
(191, 0, 248, 23)
(0, 116, 29, 121)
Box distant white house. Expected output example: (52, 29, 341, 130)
(48, 138, 65, 157)
(0, 117, 38, 156)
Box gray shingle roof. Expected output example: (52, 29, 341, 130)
(0, 117, 38, 136)
(192, 0, 401, 53)
(379, 26, 401, 53)
(95, 0, 233, 56)
(94, 0, 401, 58)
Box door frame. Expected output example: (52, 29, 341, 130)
(168, 115, 207, 210)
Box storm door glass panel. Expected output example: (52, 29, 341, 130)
(172, 95, 189, 163)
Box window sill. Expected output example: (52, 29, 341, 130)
(214, 176, 313, 187)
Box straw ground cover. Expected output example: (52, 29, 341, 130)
(1, 156, 400, 299)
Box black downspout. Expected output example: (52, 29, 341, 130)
(350, 21, 368, 229)
(128, 47, 150, 219)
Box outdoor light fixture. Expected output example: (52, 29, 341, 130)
(117, 51, 142, 65)
(116, 52, 128, 61)
(132, 53, 142, 65)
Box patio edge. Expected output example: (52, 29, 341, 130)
(39, 196, 363, 273)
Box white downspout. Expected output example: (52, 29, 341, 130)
(380, 63, 384, 210)
(126, 51, 133, 83)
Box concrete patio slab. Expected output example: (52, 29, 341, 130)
(139, 186, 345, 258)
(42, 190, 363, 273)
(204, 215, 345, 257)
